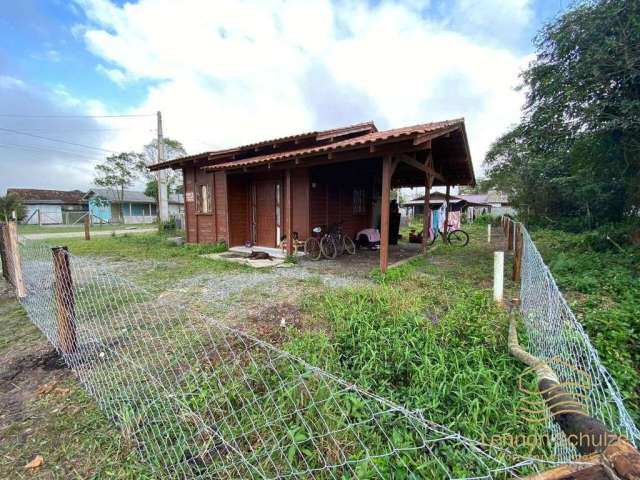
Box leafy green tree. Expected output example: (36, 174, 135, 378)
(94, 152, 145, 218)
(485, 0, 640, 228)
(0, 193, 26, 222)
(140, 138, 186, 192)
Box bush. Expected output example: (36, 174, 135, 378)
(159, 217, 177, 232)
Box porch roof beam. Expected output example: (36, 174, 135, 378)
(397, 153, 447, 184)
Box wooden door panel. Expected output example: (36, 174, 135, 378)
(255, 180, 276, 247)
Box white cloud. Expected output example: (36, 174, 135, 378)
(96, 64, 128, 86)
(73, 0, 533, 177)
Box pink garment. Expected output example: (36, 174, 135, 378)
(448, 211, 461, 230)
(357, 228, 380, 243)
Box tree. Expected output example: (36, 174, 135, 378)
(484, 0, 640, 228)
(140, 137, 186, 193)
(144, 179, 158, 199)
(94, 152, 145, 218)
(0, 193, 26, 222)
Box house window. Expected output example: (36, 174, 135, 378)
(197, 184, 212, 214)
(353, 188, 366, 215)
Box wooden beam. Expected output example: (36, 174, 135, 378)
(285, 169, 293, 256)
(412, 125, 460, 146)
(422, 152, 434, 254)
(412, 136, 432, 148)
(397, 153, 447, 184)
(380, 156, 392, 273)
(444, 184, 451, 243)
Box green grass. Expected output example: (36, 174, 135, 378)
(8, 222, 630, 477)
(530, 227, 640, 421)
(18, 223, 153, 234)
(61, 232, 249, 292)
(0, 293, 153, 479)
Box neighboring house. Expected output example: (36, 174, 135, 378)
(402, 191, 491, 221)
(85, 189, 185, 224)
(7, 188, 87, 225)
(169, 193, 185, 219)
(457, 190, 515, 218)
(149, 118, 475, 271)
(86, 189, 157, 224)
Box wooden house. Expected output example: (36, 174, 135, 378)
(149, 119, 475, 271)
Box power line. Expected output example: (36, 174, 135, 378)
(0, 127, 156, 133)
(0, 113, 155, 118)
(0, 143, 101, 160)
(0, 127, 117, 153)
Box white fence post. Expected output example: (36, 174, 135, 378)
(493, 251, 504, 304)
(487, 224, 491, 243)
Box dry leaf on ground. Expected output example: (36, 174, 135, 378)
(24, 455, 44, 470)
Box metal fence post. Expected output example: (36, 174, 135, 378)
(52, 246, 77, 354)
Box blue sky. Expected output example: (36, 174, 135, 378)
(0, 0, 569, 194)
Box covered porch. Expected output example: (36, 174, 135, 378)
(204, 119, 474, 273)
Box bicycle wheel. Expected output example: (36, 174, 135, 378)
(320, 236, 337, 259)
(447, 229, 469, 247)
(426, 231, 438, 246)
(343, 235, 356, 255)
(335, 235, 345, 256)
(304, 237, 322, 261)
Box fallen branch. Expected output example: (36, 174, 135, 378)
(508, 314, 615, 455)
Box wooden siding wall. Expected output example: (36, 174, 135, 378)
(183, 166, 229, 244)
(186, 161, 375, 245)
(308, 164, 373, 239)
(290, 168, 310, 240)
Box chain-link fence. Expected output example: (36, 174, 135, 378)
(5, 231, 565, 479)
(3, 220, 638, 477)
(517, 223, 640, 461)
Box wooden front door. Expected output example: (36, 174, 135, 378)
(253, 178, 281, 247)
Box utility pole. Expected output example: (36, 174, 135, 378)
(157, 111, 169, 222)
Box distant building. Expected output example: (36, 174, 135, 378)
(7, 188, 87, 225)
(6, 187, 184, 225)
(85, 188, 184, 224)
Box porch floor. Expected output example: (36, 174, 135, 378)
(300, 240, 424, 278)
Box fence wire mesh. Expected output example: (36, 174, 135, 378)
(5, 234, 569, 479)
(518, 224, 640, 461)
(4, 225, 638, 478)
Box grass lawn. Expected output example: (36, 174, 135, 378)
(17, 223, 155, 235)
(3, 222, 634, 477)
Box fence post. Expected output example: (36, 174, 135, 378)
(52, 246, 77, 354)
(494, 251, 504, 304)
(506, 219, 513, 251)
(84, 215, 91, 241)
(512, 223, 523, 282)
(487, 224, 491, 243)
(3, 221, 26, 297)
(0, 224, 7, 281)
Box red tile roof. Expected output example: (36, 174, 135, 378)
(204, 118, 464, 171)
(149, 120, 377, 171)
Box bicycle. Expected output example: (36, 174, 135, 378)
(426, 225, 469, 247)
(304, 224, 356, 261)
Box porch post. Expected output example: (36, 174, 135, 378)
(422, 175, 434, 254)
(444, 184, 451, 243)
(380, 156, 392, 272)
(285, 168, 293, 256)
